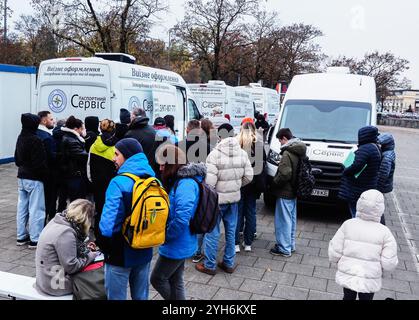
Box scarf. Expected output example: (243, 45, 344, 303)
(63, 211, 90, 259)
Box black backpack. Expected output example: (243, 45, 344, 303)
(174, 177, 220, 234)
(295, 156, 316, 198)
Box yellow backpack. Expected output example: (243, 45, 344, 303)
(120, 173, 169, 249)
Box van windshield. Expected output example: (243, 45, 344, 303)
(280, 99, 372, 144)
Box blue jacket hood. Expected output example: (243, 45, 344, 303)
(378, 133, 395, 152)
(358, 126, 378, 145)
(117, 152, 155, 177)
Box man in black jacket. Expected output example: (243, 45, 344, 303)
(15, 113, 48, 249)
(125, 109, 160, 174)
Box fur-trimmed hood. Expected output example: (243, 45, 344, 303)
(61, 126, 85, 143)
(177, 162, 207, 179)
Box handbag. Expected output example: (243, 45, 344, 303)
(72, 259, 107, 300)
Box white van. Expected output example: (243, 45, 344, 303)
(188, 80, 255, 131)
(36, 53, 201, 139)
(239, 83, 280, 125)
(264, 67, 377, 205)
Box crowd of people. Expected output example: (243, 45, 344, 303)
(13, 106, 398, 301)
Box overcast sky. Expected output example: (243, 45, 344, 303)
(7, 0, 419, 87)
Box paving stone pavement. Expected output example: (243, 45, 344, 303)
(0, 125, 418, 300)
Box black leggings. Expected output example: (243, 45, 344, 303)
(343, 288, 374, 300)
(150, 256, 186, 300)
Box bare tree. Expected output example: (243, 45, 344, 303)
(241, 9, 281, 84)
(274, 23, 325, 83)
(175, 0, 259, 80)
(329, 51, 410, 103)
(31, 0, 168, 53)
(15, 15, 58, 66)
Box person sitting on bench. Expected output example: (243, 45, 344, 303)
(35, 199, 99, 296)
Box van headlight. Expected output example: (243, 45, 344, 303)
(267, 150, 281, 166)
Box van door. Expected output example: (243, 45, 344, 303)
(267, 92, 280, 124)
(122, 81, 154, 121)
(37, 63, 111, 121)
(151, 84, 185, 139)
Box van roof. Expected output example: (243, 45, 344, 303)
(39, 57, 187, 86)
(285, 73, 376, 103)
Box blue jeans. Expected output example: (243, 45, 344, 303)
(195, 234, 204, 255)
(274, 198, 297, 255)
(16, 179, 46, 242)
(235, 192, 256, 246)
(348, 201, 357, 218)
(104, 262, 150, 300)
(203, 203, 238, 270)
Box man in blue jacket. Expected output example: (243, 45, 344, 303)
(99, 138, 155, 300)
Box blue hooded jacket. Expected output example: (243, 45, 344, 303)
(99, 152, 155, 267)
(159, 163, 207, 260)
(338, 126, 382, 202)
(377, 133, 396, 193)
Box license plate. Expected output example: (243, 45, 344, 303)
(311, 189, 329, 197)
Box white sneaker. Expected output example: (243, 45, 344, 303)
(235, 245, 240, 253)
(244, 245, 252, 252)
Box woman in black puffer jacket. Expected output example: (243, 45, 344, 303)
(60, 116, 89, 203)
(338, 126, 382, 218)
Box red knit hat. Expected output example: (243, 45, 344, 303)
(241, 117, 254, 125)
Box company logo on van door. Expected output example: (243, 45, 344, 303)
(128, 96, 141, 110)
(312, 149, 345, 157)
(48, 89, 67, 113)
(71, 94, 106, 110)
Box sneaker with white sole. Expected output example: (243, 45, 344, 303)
(16, 237, 30, 246)
(244, 245, 252, 252)
(28, 241, 38, 249)
(235, 245, 240, 253)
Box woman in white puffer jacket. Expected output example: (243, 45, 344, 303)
(329, 189, 398, 300)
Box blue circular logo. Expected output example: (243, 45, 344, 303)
(48, 89, 67, 113)
(128, 96, 140, 110)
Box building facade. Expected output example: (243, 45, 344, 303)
(383, 89, 419, 113)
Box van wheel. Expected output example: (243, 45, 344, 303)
(263, 192, 276, 208)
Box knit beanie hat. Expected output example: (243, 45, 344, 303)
(218, 123, 235, 139)
(120, 108, 131, 125)
(115, 138, 143, 159)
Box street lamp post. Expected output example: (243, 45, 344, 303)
(167, 28, 175, 70)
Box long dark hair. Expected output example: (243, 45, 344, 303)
(156, 144, 187, 190)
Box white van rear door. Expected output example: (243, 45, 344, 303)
(153, 85, 185, 138)
(38, 62, 111, 120)
(189, 86, 226, 118)
(267, 91, 280, 124)
(229, 89, 253, 128)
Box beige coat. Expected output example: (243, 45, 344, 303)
(329, 189, 398, 293)
(206, 137, 253, 204)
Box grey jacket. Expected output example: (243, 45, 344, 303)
(35, 212, 96, 296)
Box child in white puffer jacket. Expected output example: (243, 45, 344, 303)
(329, 189, 398, 300)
